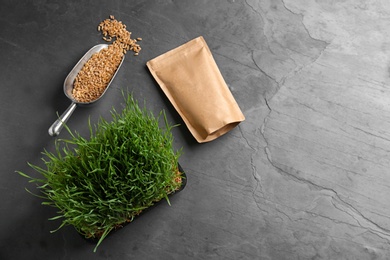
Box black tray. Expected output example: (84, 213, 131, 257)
(81, 164, 187, 243)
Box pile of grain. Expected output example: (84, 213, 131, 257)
(72, 15, 141, 103)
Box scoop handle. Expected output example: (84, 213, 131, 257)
(48, 102, 77, 136)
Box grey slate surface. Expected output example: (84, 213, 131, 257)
(1, 0, 390, 259)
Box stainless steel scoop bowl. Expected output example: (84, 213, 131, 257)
(48, 44, 125, 136)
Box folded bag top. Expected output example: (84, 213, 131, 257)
(147, 36, 245, 143)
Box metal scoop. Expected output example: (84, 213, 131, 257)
(48, 44, 125, 136)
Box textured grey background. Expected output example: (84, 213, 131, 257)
(1, 0, 390, 259)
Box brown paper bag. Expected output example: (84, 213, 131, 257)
(146, 36, 245, 143)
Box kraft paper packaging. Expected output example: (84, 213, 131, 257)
(146, 36, 245, 143)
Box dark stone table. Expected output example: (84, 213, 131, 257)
(2, 1, 390, 259)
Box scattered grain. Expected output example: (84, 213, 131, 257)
(72, 16, 141, 103)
